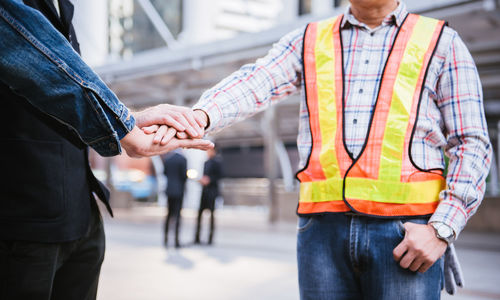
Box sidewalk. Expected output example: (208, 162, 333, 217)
(97, 204, 500, 300)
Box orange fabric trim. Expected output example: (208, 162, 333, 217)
(346, 198, 439, 216)
(297, 201, 350, 214)
(298, 199, 438, 216)
(297, 22, 326, 182)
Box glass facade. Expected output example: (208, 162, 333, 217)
(299, 0, 348, 15)
(108, 0, 183, 59)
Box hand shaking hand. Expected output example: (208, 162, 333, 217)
(120, 105, 212, 158)
(121, 126, 213, 158)
(134, 104, 208, 140)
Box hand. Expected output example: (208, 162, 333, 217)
(121, 127, 214, 158)
(199, 175, 210, 186)
(144, 109, 209, 141)
(133, 104, 207, 138)
(393, 222, 447, 273)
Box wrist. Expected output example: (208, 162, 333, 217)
(194, 109, 210, 129)
(429, 221, 456, 245)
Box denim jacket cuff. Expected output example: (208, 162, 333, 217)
(88, 132, 122, 157)
(110, 106, 135, 140)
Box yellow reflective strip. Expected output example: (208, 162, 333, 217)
(379, 16, 440, 181)
(299, 178, 343, 203)
(315, 17, 341, 179)
(300, 177, 444, 204)
(345, 177, 444, 203)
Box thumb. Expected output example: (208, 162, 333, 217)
(403, 221, 415, 231)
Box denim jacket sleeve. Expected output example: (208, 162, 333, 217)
(0, 0, 135, 157)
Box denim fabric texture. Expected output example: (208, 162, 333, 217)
(0, 0, 135, 156)
(297, 214, 443, 300)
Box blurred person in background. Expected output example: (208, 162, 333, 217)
(195, 147, 223, 245)
(150, 0, 491, 298)
(0, 1, 211, 299)
(162, 149, 188, 248)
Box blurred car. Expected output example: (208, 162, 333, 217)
(92, 168, 158, 202)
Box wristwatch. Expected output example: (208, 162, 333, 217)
(430, 222, 455, 245)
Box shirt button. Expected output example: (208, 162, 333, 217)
(370, 32, 375, 36)
(365, 59, 369, 64)
(359, 89, 364, 94)
(353, 119, 358, 124)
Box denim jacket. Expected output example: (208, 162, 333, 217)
(0, 0, 135, 157)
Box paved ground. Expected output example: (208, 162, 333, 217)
(97, 205, 500, 300)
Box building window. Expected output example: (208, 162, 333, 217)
(298, 0, 347, 15)
(108, 0, 183, 58)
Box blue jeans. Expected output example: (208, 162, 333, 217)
(297, 214, 443, 300)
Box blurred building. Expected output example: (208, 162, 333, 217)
(77, 0, 500, 224)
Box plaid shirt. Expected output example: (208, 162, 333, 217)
(194, 3, 492, 237)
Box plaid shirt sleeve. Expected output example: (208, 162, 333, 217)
(193, 27, 305, 133)
(428, 28, 492, 237)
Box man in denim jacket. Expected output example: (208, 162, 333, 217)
(0, 1, 210, 299)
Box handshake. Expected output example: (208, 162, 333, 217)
(120, 104, 213, 158)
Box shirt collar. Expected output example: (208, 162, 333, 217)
(341, 1, 408, 29)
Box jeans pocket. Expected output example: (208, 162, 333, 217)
(297, 216, 314, 233)
(396, 220, 406, 238)
(397, 218, 429, 238)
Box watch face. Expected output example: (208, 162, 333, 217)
(437, 225, 453, 238)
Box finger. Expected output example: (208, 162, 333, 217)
(166, 111, 198, 137)
(182, 111, 204, 137)
(194, 110, 208, 128)
(142, 124, 159, 134)
(176, 131, 189, 139)
(399, 250, 417, 269)
(409, 256, 426, 272)
(418, 260, 434, 273)
(153, 125, 169, 144)
(160, 127, 177, 146)
(393, 241, 408, 262)
(161, 114, 186, 132)
(176, 139, 214, 150)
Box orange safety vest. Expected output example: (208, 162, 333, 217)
(296, 13, 446, 217)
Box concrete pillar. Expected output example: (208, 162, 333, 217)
(311, 0, 334, 16)
(72, 0, 109, 66)
(179, 0, 219, 44)
(280, 0, 300, 23)
(263, 107, 280, 223)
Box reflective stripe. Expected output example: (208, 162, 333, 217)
(300, 177, 444, 204)
(379, 16, 441, 181)
(300, 178, 343, 203)
(298, 22, 324, 182)
(315, 17, 342, 179)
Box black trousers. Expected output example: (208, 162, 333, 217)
(164, 196, 183, 246)
(195, 193, 216, 244)
(0, 207, 105, 300)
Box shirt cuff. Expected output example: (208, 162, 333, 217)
(429, 199, 467, 239)
(192, 98, 224, 134)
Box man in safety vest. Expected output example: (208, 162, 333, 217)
(150, 0, 491, 299)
